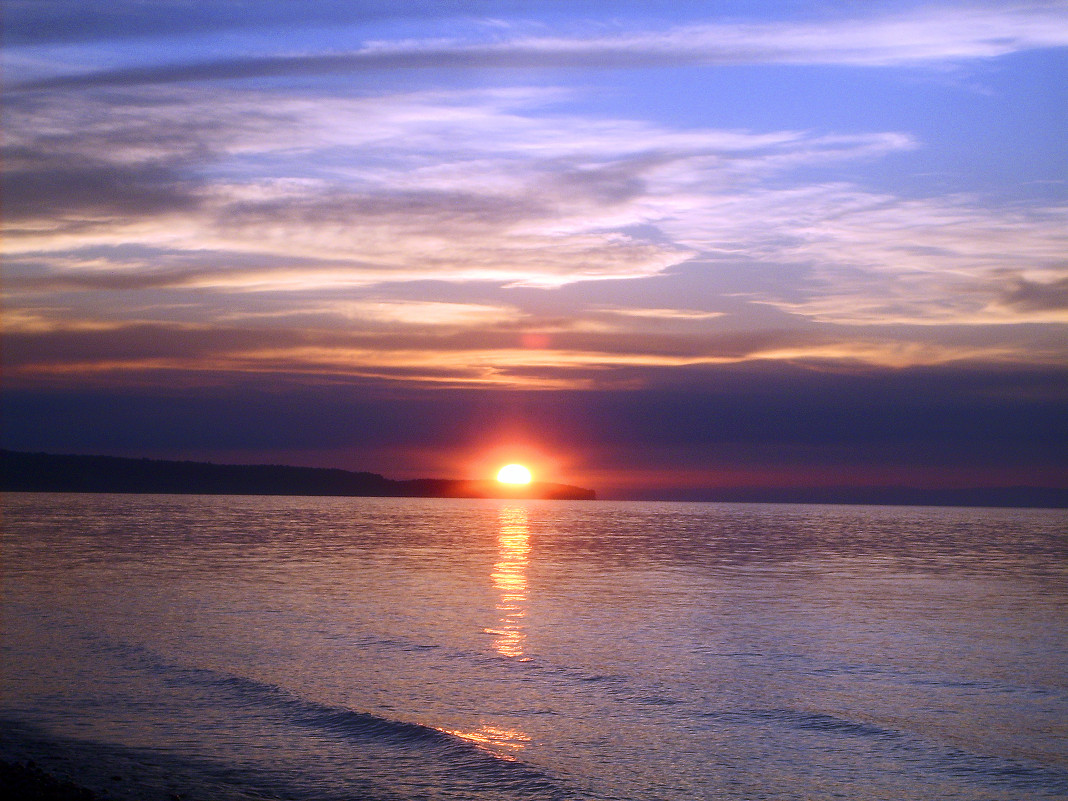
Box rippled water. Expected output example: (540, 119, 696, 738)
(2, 493, 1066, 800)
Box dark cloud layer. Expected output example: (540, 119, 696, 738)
(4, 0, 502, 45)
(3, 159, 202, 222)
(4, 363, 1065, 498)
(2, 321, 818, 369)
(999, 274, 1068, 312)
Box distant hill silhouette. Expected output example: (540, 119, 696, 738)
(0, 451, 596, 501)
(4, 450, 1063, 507)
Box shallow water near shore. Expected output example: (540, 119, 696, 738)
(3, 493, 1067, 800)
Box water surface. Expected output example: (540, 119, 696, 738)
(3, 494, 1066, 800)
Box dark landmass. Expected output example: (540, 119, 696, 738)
(2, 450, 1063, 508)
(0, 719, 289, 801)
(0, 450, 596, 501)
(0, 760, 98, 801)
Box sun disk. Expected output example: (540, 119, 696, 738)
(497, 464, 532, 484)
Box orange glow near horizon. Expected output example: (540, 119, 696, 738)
(423, 438, 583, 488)
(496, 463, 532, 484)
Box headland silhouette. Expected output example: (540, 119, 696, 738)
(0, 450, 596, 501)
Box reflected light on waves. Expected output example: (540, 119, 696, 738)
(441, 723, 532, 760)
(486, 505, 531, 660)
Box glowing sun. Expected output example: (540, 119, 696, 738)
(496, 464, 532, 484)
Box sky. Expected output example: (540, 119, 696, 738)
(3, 0, 1067, 499)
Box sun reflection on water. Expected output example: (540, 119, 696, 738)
(454, 505, 534, 759)
(441, 723, 532, 759)
(485, 505, 531, 660)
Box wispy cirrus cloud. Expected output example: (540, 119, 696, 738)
(4, 65, 1065, 389)
(663, 186, 1068, 325)
(2, 86, 905, 291)
(12, 4, 1068, 90)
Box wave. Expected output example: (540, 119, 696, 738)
(93, 638, 584, 800)
(701, 707, 1068, 795)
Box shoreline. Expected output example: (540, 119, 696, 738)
(0, 760, 99, 801)
(0, 722, 280, 801)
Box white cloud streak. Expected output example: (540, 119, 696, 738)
(11, 5, 1068, 89)
(4, 64, 1066, 384)
(5, 87, 907, 289)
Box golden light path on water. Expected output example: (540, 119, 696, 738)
(446, 505, 533, 758)
(488, 505, 531, 660)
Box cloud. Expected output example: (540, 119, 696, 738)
(5, 308, 1056, 399)
(3, 158, 203, 225)
(661, 186, 1068, 325)
(5, 358, 1065, 495)
(5, 86, 900, 292)
(597, 307, 726, 321)
(995, 273, 1068, 312)
(12, 5, 1068, 90)
(4, 79, 1065, 389)
(3, 0, 474, 45)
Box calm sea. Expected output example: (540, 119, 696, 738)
(2, 493, 1066, 801)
